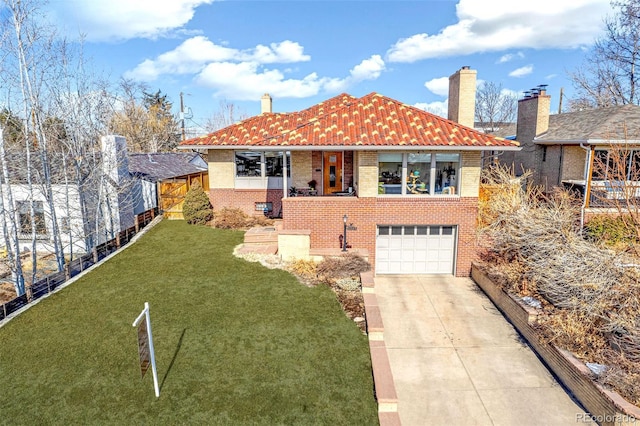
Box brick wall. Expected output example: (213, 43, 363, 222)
(312, 151, 323, 192)
(208, 149, 235, 188)
(282, 196, 479, 277)
(209, 188, 284, 217)
(539, 145, 562, 190)
(358, 152, 379, 197)
(291, 151, 312, 188)
(562, 146, 586, 181)
(460, 152, 481, 197)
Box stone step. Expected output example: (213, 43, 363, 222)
(244, 226, 279, 244)
(236, 244, 278, 255)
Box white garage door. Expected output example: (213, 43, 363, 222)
(375, 225, 456, 274)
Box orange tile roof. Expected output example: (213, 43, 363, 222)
(180, 92, 519, 149)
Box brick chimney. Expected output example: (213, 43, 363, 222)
(512, 86, 551, 184)
(261, 93, 272, 114)
(448, 66, 477, 128)
(516, 86, 551, 143)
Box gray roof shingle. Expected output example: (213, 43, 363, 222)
(128, 152, 207, 182)
(538, 104, 640, 142)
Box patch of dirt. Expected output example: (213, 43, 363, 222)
(0, 281, 16, 304)
(332, 288, 366, 332)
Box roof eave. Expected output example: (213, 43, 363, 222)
(534, 138, 640, 146)
(179, 144, 520, 151)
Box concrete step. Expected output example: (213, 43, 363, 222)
(244, 226, 279, 244)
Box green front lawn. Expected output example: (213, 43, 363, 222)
(0, 221, 378, 425)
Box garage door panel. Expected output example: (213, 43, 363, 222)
(376, 225, 456, 275)
(388, 250, 403, 262)
(403, 240, 416, 250)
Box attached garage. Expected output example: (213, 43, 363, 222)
(375, 225, 456, 274)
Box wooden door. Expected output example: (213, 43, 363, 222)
(323, 152, 343, 195)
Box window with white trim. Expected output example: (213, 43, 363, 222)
(378, 153, 459, 195)
(235, 151, 290, 189)
(593, 149, 640, 181)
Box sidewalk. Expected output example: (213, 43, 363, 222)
(374, 275, 594, 425)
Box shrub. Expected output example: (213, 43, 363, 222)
(584, 215, 638, 246)
(213, 207, 248, 229)
(245, 215, 274, 228)
(316, 253, 371, 281)
(213, 207, 275, 229)
(182, 181, 213, 225)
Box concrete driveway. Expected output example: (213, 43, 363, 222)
(375, 275, 593, 426)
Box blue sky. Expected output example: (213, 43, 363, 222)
(46, 0, 614, 135)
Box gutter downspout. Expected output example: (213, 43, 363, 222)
(579, 142, 594, 233)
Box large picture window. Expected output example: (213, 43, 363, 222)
(17, 201, 47, 238)
(235, 151, 290, 189)
(235, 151, 290, 178)
(378, 152, 459, 196)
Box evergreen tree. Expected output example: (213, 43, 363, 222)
(182, 181, 213, 225)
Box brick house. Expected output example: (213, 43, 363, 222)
(180, 67, 519, 276)
(498, 90, 640, 212)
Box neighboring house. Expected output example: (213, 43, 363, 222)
(180, 67, 519, 276)
(128, 152, 208, 220)
(497, 89, 640, 209)
(0, 136, 205, 257)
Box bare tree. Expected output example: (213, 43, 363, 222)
(588, 142, 640, 251)
(109, 80, 180, 152)
(475, 81, 517, 133)
(568, 0, 640, 109)
(205, 99, 248, 132)
(0, 0, 133, 296)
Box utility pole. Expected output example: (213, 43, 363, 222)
(558, 87, 564, 114)
(180, 92, 185, 141)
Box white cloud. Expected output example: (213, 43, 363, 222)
(414, 101, 448, 118)
(509, 65, 534, 77)
(324, 55, 386, 92)
(179, 53, 384, 101)
(51, 0, 214, 42)
(497, 52, 525, 63)
(125, 37, 310, 81)
(386, 0, 612, 62)
(250, 41, 311, 64)
(350, 55, 386, 81)
(424, 77, 450, 97)
(546, 74, 558, 80)
(195, 62, 323, 100)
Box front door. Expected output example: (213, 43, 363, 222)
(323, 152, 343, 195)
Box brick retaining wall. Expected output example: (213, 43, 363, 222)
(472, 264, 640, 426)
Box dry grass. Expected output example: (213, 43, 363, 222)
(316, 253, 371, 283)
(213, 207, 273, 229)
(284, 259, 320, 287)
(478, 164, 640, 406)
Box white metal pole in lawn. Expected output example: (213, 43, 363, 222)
(132, 302, 160, 397)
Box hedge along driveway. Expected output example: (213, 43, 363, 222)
(0, 221, 378, 425)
